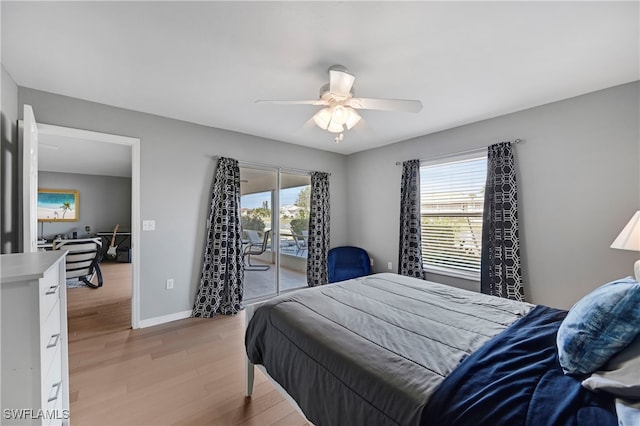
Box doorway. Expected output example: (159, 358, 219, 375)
(36, 122, 141, 329)
(240, 166, 310, 301)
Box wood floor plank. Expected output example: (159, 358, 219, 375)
(67, 262, 307, 426)
(238, 399, 301, 426)
(215, 389, 285, 425)
(271, 411, 310, 426)
(177, 381, 277, 426)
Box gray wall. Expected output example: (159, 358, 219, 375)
(7, 80, 639, 318)
(38, 171, 131, 240)
(1, 65, 19, 253)
(17, 87, 348, 321)
(346, 82, 640, 310)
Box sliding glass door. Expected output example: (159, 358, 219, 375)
(240, 167, 276, 300)
(240, 167, 310, 301)
(278, 172, 310, 293)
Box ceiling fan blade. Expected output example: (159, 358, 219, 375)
(329, 69, 356, 97)
(348, 97, 423, 113)
(255, 99, 328, 106)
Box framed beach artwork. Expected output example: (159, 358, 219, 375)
(37, 189, 79, 222)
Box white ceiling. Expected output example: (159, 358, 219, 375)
(2, 1, 639, 160)
(38, 132, 132, 178)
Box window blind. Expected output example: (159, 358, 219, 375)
(420, 156, 487, 278)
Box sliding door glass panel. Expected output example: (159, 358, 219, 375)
(279, 172, 311, 292)
(240, 167, 277, 300)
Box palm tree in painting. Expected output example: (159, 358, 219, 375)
(60, 202, 73, 219)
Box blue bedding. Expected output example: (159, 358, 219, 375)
(421, 305, 617, 426)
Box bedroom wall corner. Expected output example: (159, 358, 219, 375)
(1, 64, 19, 254)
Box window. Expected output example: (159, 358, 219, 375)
(420, 154, 487, 280)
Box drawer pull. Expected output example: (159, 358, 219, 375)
(46, 333, 60, 349)
(45, 285, 60, 295)
(48, 381, 62, 403)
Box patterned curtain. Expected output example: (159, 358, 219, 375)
(192, 157, 244, 317)
(306, 172, 330, 287)
(398, 159, 425, 278)
(481, 142, 523, 301)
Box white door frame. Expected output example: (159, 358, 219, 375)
(21, 105, 39, 253)
(37, 123, 141, 329)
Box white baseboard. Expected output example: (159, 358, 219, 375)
(138, 309, 192, 328)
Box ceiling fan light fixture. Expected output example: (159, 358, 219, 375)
(331, 105, 347, 124)
(313, 107, 332, 130)
(314, 105, 354, 133)
(344, 108, 361, 130)
(327, 120, 344, 133)
(259, 65, 421, 140)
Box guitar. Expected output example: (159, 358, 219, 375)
(106, 224, 120, 259)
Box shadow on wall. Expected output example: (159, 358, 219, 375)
(1, 112, 20, 254)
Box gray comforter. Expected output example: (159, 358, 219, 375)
(245, 273, 534, 426)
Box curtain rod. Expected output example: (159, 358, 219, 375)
(395, 138, 523, 166)
(210, 155, 331, 176)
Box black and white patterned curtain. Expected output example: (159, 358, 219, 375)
(481, 142, 523, 301)
(192, 157, 244, 317)
(307, 172, 330, 287)
(398, 160, 425, 278)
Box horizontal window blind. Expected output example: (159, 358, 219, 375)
(420, 156, 487, 277)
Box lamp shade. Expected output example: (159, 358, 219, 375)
(327, 120, 344, 133)
(344, 108, 361, 130)
(611, 211, 640, 251)
(331, 105, 348, 125)
(313, 108, 332, 130)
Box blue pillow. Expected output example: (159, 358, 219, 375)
(557, 277, 640, 376)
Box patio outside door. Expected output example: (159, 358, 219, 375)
(240, 166, 310, 301)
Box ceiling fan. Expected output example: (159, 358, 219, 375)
(255, 65, 422, 143)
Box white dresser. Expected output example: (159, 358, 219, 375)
(1, 252, 70, 426)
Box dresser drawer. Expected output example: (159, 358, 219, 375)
(46, 396, 64, 426)
(43, 347, 62, 412)
(39, 263, 61, 321)
(41, 299, 61, 378)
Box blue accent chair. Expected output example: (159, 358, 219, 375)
(328, 246, 371, 283)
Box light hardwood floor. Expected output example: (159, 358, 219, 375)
(67, 262, 308, 426)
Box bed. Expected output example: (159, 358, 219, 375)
(245, 272, 639, 426)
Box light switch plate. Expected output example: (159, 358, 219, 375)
(142, 220, 156, 231)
